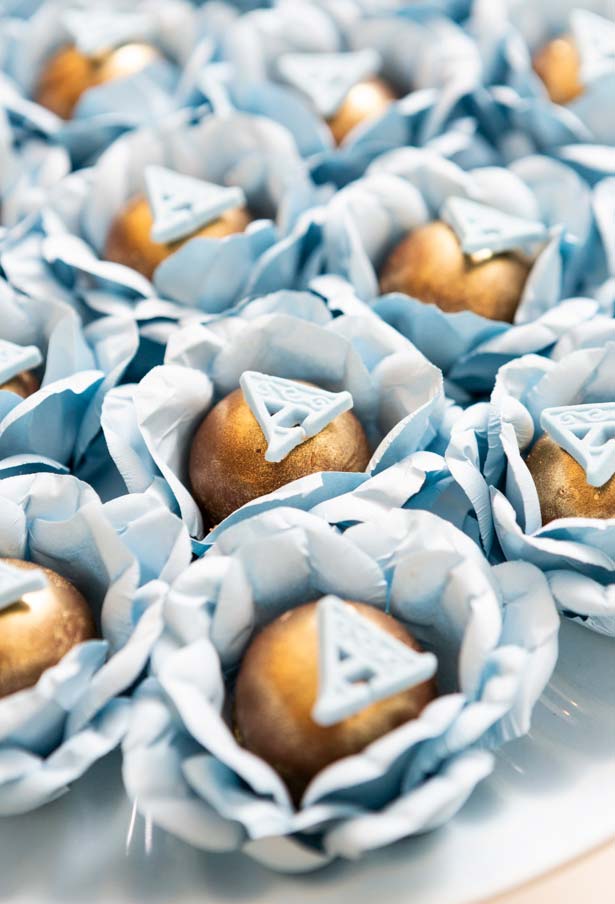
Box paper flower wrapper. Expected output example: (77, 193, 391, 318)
(0, 0, 237, 167)
(199, 2, 491, 185)
(467, 0, 615, 155)
(120, 504, 559, 871)
(315, 147, 608, 396)
(0, 107, 319, 328)
(0, 80, 70, 227)
(100, 284, 448, 551)
(446, 343, 615, 636)
(0, 278, 138, 485)
(0, 471, 191, 814)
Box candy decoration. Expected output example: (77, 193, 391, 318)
(277, 49, 381, 118)
(63, 10, 153, 57)
(239, 372, 354, 463)
(441, 197, 547, 256)
(0, 560, 47, 611)
(571, 9, 615, 83)
(312, 596, 438, 727)
(0, 340, 42, 388)
(145, 166, 247, 244)
(541, 403, 615, 487)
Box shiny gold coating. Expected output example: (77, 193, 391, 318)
(34, 42, 162, 120)
(0, 370, 40, 399)
(233, 600, 438, 804)
(526, 434, 615, 524)
(0, 558, 97, 698)
(104, 194, 252, 281)
(379, 220, 531, 323)
(533, 35, 583, 106)
(189, 387, 371, 526)
(327, 77, 396, 145)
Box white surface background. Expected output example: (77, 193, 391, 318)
(1, 618, 613, 904)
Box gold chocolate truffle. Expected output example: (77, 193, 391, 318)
(327, 77, 396, 145)
(189, 386, 371, 526)
(379, 220, 531, 323)
(233, 600, 437, 803)
(34, 42, 162, 120)
(0, 370, 40, 398)
(0, 559, 97, 698)
(104, 195, 252, 281)
(526, 434, 615, 524)
(533, 35, 583, 106)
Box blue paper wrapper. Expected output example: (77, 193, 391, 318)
(468, 0, 615, 155)
(204, 2, 493, 185)
(0, 107, 319, 327)
(100, 284, 447, 549)
(0, 471, 191, 814)
(0, 0, 237, 167)
(0, 277, 138, 482)
(120, 504, 559, 871)
(446, 342, 615, 636)
(0, 77, 70, 226)
(315, 147, 609, 395)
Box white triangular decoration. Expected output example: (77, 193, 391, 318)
(0, 340, 42, 388)
(441, 196, 547, 256)
(312, 596, 438, 727)
(145, 166, 246, 244)
(571, 9, 615, 84)
(0, 561, 48, 611)
(63, 10, 153, 57)
(277, 49, 381, 118)
(541, 403, 615, 488)
(240, 371, 354, 463)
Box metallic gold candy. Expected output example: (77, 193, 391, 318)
(34, 42, 162, 120)
(533, 35, 583, 106)
(189, 386, 371, 526)
(526, 434, 615, 524)
(327, 77, 396, 145)
(0, 370, 39, 399)
(233, 600, 437, 803)
(0, 559, 97, 698)
(104, 195, 251, 281)
(379, 220, 531, 323)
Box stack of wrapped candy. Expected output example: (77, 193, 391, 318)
(0, 0, 612, 876)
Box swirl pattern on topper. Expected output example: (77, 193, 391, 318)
(240, 371, 354, 463)
(541, 402, 615, 487)
(312, 596, 438, 727)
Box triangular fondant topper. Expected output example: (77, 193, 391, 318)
(571, 9, 615, 84)
(441, 196, 547, 257)
(239, 371, 353, 463)
(63, 10, 153, 57)
(312, 596, 438, 727)
(0, 561, 48, 612)
(145, 166, 246, 244)
(0, 340, 42, 388)
(277, 48, 382, 118)
(542, 403, 615, 488)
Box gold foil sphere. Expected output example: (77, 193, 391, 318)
(327, 77, 396, 145)
(34, 42, 162, 120)
(189, 386, 371, 526)
(379, 220, 531, 323)
(0, 370, 40, 398)
(104, 195, 252, 281)
(526, 434, 615, 524)
(0, 559, 97, 698)
(533, 35, 583, 106)
(233, 600, 438, 803)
